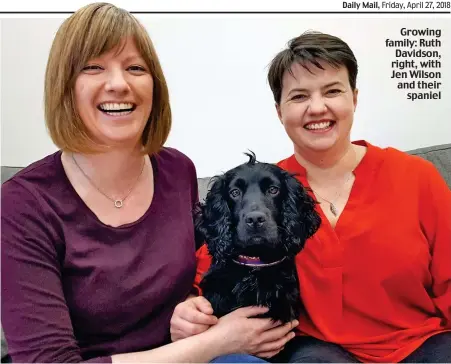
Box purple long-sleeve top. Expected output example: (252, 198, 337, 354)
(1, 147, 199, 362)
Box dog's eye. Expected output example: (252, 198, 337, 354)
(229, 189, 241, 198)
(268, 186, 279, 195)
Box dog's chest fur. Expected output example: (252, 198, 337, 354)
(200, 260, 302, 323)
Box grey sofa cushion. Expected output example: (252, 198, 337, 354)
(1, 167, 21, 185)
(408, 144, 451, 190)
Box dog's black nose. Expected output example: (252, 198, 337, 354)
(245, 211, 266, 228)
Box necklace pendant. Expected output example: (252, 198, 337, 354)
(330, 203, 338, 216)
(114, 200, 124, 208)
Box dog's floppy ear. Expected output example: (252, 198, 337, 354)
(194, 175, 234, 264)
(281, 172, 321, 255)
(193, 202, 206, 250)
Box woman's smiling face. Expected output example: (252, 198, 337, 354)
(74, 37, 154, 149)
(276, 61, 358, 153)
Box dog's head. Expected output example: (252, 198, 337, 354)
(194, 152, 321, 265)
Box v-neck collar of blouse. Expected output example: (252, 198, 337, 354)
(282, 140, 385, 234)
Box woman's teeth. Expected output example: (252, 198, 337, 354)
(99, 102, 133, 110)
(103, 110, 132, 116)
(98, 102, 135, 116)
(305, 121, 332, 130)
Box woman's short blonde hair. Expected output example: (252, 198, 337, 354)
(44, 2, 171, 155)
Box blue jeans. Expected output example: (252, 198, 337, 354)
(271, 332, 451, 363)
(401, 332, 451, 362)
(211, 354, 268, 363)
(272, 336, 359, 363)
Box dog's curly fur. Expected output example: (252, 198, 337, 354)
(194, 152, 321, 323)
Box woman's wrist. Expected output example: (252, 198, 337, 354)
(111, 329, 227, 363)
(199, 322, 235, 358)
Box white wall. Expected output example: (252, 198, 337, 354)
(1, 16, 450, 177)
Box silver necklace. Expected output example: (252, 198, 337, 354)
(72, 153, 146, 208)
(310, 173, 353, 216)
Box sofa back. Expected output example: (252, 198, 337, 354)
(196, 144, 451, 201)
(2, 145, 451, 199)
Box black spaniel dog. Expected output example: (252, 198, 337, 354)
(194, 152, 321, 323)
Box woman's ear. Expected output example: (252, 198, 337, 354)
(276, 103, 283, 124)
(353, 88, 359, 111)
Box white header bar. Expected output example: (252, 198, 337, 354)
(0, 0, 450, 15)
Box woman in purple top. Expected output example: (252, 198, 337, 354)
(1, 2, 298, 363)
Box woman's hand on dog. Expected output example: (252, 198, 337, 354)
(170, 295, 219, 341)
(208, 306, 299, 358)
(171, 299, 298, 358)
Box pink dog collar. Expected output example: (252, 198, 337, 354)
(232, 255, 286, 267)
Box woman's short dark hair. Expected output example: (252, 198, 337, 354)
(267, 31, 358, 104)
